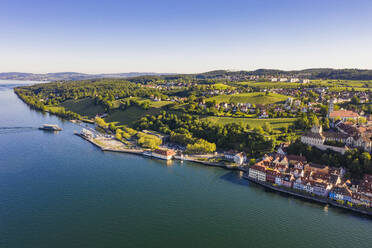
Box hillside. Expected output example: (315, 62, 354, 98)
(206, 92, 289, 105)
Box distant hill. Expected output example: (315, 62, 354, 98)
(2, 68, 372, 81)
(190, 68, 372, 80)
(0, 72, 173, 81)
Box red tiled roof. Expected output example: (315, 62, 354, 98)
(287, 155, 307, 163)
(329, 110, 359, 118)
(250, 164, 266, 172)
(154, 149, 175, 156)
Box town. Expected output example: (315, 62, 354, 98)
(14, 69, 372, 216)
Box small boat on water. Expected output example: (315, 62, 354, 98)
(142, 150, 152, 157)
(39, 124, 62, 131)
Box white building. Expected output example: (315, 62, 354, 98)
(289, 78, 300, 83)
(248, 165, 266, 182)
(224, 152, 246, 165)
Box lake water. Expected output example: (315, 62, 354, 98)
(1, 80, 372, 248)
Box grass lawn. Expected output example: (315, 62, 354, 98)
(203, 116, 297, 129)
(106, 106, 162, 126)
(60, 98, 105, 117)
(206, 92, 289, 105)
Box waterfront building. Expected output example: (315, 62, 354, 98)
(359, 174, 372, 197)
(351, 193, 372, 208)
(248, 165, 266, 182)
(224, 152, 246, 165)
(293, 177, 306, 191)
(266, 169, 278, 183)
(312, 181, 331, 197)
(152, 149, 176, 160)
(329, 186, 352, 202)
(281, 174, 293, 188)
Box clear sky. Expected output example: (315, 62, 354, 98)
(1, 0, 372, 74)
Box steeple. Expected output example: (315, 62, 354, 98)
(311, 125, 322, 134)
(328, 98, 335, 117)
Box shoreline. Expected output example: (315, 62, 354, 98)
(245, 176, 372, 217)
(14, 87, 372, 219)
(76, 131, 372, 217)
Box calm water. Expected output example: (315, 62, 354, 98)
(0, 80, 372, 248)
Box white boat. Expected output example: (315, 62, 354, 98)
(142, 150, 152, 157)
(39, 124, 62, 131)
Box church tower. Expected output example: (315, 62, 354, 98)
(311, 125, 323, 134)
(328, 98, 335, 117)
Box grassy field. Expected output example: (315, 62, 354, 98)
(237, 81, 302, 88)
(206, 92, 289, 105)
(113, 97, 172, 108)
(106, 106, 162, 126)
(60, 98, 105, 117)
(211, 83, 234, 90)
(203, 116, 297, 129)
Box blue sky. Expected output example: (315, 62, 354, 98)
(1, 0, 372, 73)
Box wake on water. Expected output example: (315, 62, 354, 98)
(0, 127, 37, 134)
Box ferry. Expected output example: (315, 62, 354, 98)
(39, 124, 62, 131)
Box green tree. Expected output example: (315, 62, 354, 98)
(186, 139, 216, 154)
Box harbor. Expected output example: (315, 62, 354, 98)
(75, 128, 245, 169)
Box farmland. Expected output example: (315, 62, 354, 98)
(60, 98, 105, 117)
(206, 92, 289, 105)
(203, 116, 297, 129)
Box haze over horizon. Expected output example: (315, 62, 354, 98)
(1, 0, 372, 74)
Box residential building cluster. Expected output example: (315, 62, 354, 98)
(248, 154, 372, 209)
(301, 98, 372, 153)
(270, 77, 310, 83)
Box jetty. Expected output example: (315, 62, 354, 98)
(75, 129, 143, 155)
